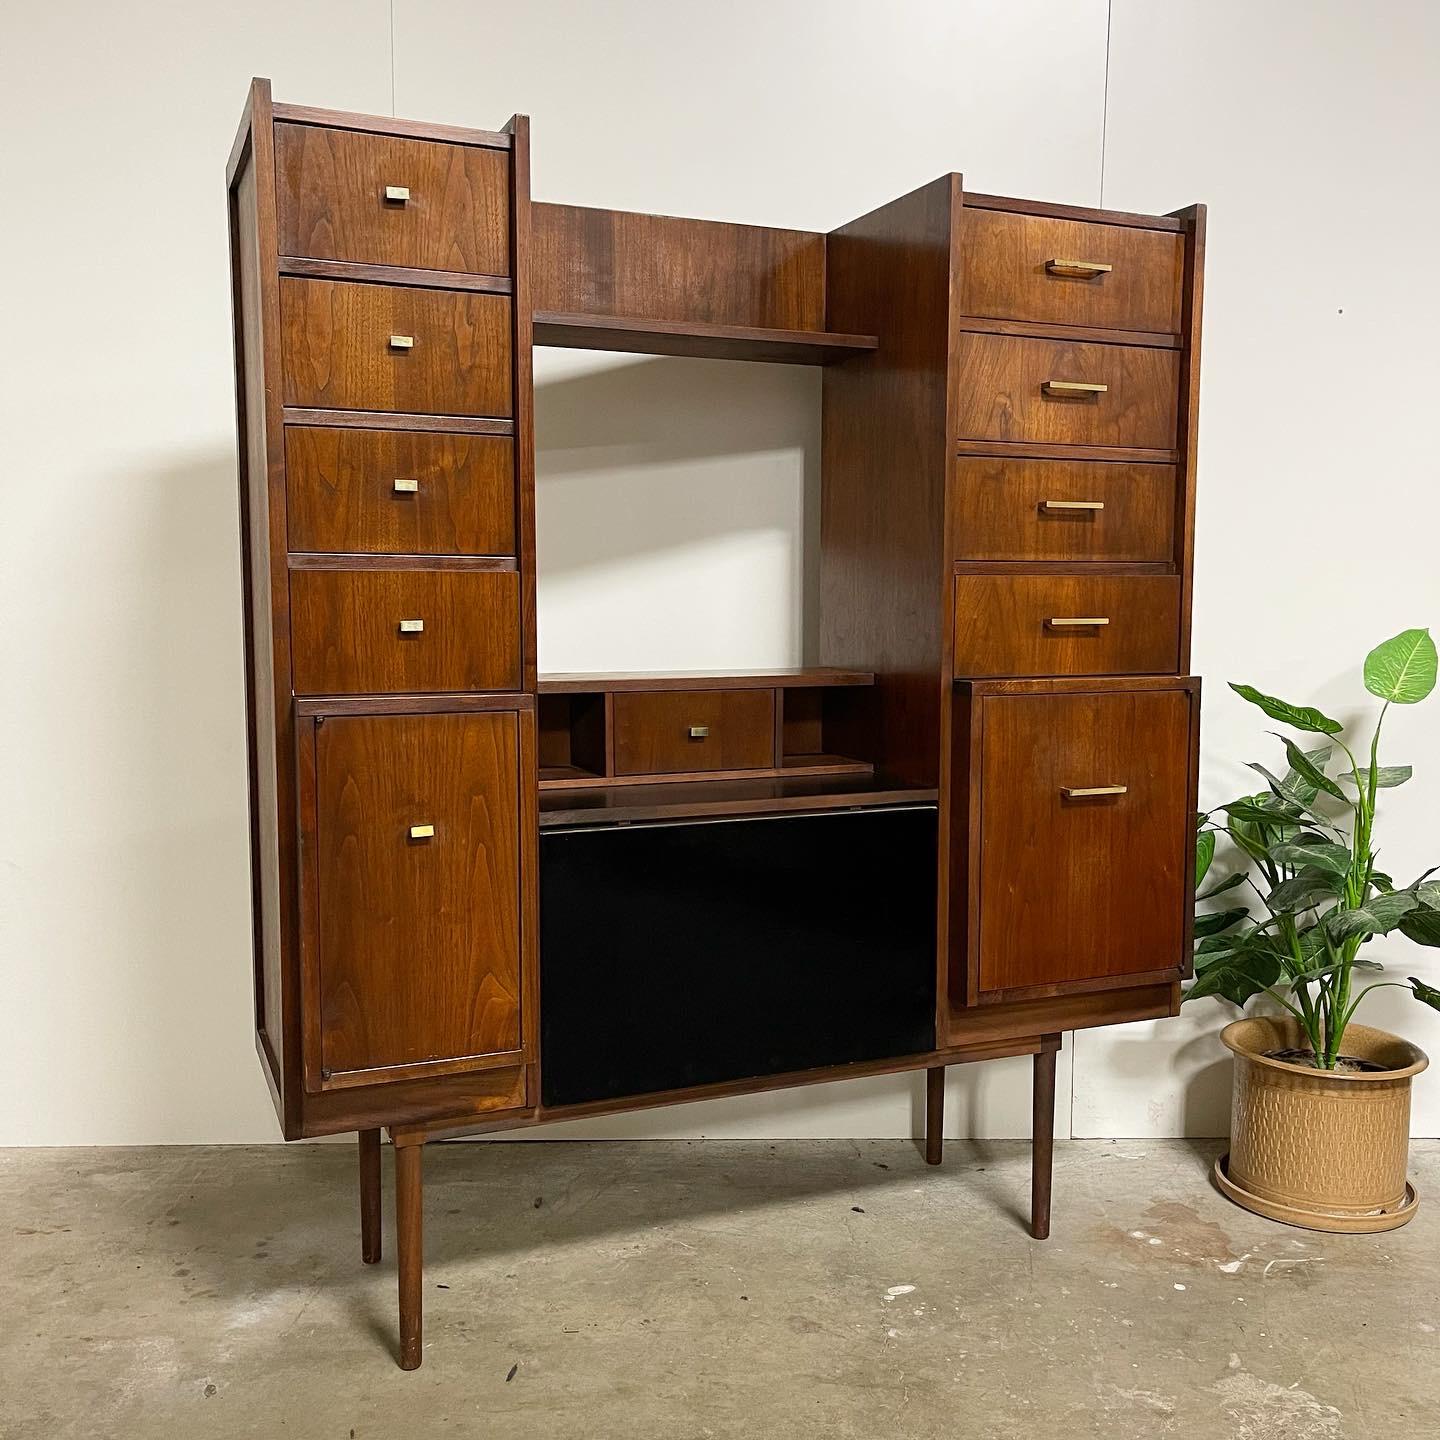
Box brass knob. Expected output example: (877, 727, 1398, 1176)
(1062, 785, 1128, 799)
(408, 823, 435, 839)
(1042, 379, 1107, 397)
(384, 185, 411, 204)
(398, 618, 425, 634)
(388, 334, 415, 351)
(1040, 499, 1104, 512)
(392, 478, 419, 493)
(1045, 258, 1112, 278)
(1046, 617, 1109, 628)
(688, 725, 710, 739)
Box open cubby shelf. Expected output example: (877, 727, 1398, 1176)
(533, 311, 879, 366)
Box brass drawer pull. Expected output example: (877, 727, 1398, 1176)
(398, 618, 425, 634)
(688, 725, 710, 739)
(1062, 785, 1128, 799)
(1042, 379, 1107, 397)
(388, 334, 415, 351)
(392, 478, 419, 494)
(384, 185, 411, 204)
(1046, 258, 1112, 278)
(1040, 499, 1104, 512)
(1046, 616, 1109, 628)
(408, 823, 435, 839)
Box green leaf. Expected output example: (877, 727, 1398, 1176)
(1416, 880, 1440, 908)
(1268, 869, 1343, 913)
(1341, 765, 1413, 789)
(1275, 735, 1347, 802)
(1229, 682, 1343, 735)
(1372, 871, 1396, 893)
(1409, 976, 1440, 1011)
(1399, 910, 1440, 947)
(1326, 891, 1420, 942)
(1226, 822, 1273, 867)
(1223, 799, 1303, 830)
(1197, 871, 1248, 901)
(1363, 628, 1438, 705)
(1270, 841, 1351, 876)
(1186, 937, 1285, 1007)
(1194, 907, 1249, 938)
(1195, 828, 1215, 888)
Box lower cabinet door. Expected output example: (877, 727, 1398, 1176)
(303, 710, 525, 1088)
(965, 680, 1198, 999)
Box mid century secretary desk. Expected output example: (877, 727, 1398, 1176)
(228, 79, 1203, 1369)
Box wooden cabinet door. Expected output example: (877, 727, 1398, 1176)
(975, 686, 1194, 998)
(305, 711, 524, 1088)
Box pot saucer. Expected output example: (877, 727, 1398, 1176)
(1213, 1153, 1419, 1233)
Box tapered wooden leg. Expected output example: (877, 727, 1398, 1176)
(1031, 1044, 1057, 1240)
(395, 1138, 424, 1370)
(925, 1066, 945, 1166)
(359, 1129, 382, 1264)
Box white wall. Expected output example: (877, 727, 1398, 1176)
(1, 1, 1435, 1143)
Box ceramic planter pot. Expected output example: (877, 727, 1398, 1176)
(1214, 1015, 1428, 1233)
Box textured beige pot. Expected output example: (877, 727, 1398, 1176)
(1216, 1016, 1427, 1232)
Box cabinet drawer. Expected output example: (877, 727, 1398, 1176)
(286, 425, 515, 556)
(306, 711, 523, 1086)
(950, 456, 1175, 564)
(953, 574, 1179, 677)
(971, 684, 1195, 995)
(276, 123, 510, 276)
(959, 209, 1184, 334)
(613, 689, 776, 776)
(953, 332, 1178, 450)
(290, 567, 520, 694)
(280, 278, 512, 417)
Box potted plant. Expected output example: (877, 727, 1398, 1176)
(1188, 627, 1440, 1232)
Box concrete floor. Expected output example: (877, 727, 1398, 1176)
(4, 1140, 1437, 1439)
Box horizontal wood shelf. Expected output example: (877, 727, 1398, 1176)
(538, 667, 874, 693)
(533, 311, 878, 365)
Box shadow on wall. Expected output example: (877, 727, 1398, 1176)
(533, 352, 823, 670)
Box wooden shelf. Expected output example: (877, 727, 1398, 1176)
(539, 774, 938, 830)
(538, 667, 874, 694)
(533, 311, 878, 366)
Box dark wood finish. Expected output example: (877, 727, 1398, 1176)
(300, 1062, 526, 1139)
(953, 314, 1181, 349)
(612, 689, 776, 776)
(290, 567, 520, 694)
(950, 457, 1176, 564)
(954, 438, 1176, 464)
(1170, 205, 1206, 670)
(304, 711, 523, 1087)
(532, 202, 826, 329)
(359, 1128, 381, 1263)
(539, 668, 873, 693)
(947, 983, 1179, 1048)
(276, 122, 510, 276)
(952, 573, 1180, 677)
(284, 408, 513, 436)
(272, 101, 511, 151)
(285, 426, 515, 556)
(288, 553, 516, 571)
(960, 208, 1184, 334)
(279, 256, 513, 294)
(279, 278, 513, 417)
(395, 1137, 423, 1370)
(925, 1066, 944, 1166)
(961, 192, 1186, 232)
(534, 311, 876, 365)
(1031, 1044, 1057, 1239)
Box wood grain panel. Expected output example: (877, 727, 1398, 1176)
(976, 689, 1193, 992)
(950, 456, 1175, 563)
(285, 425, 515, 555)
(280, 278, 512, 417)
(290, 568, 520, 694)
(612, 689, 776, 775)
(313, 712, 522, 1081)
(276, 123, 510, 275)
(960, 209, 1183, 333)
(953, 574, 1180, 677)
(953, 332, 1178, 450)
(532, 202, 826, 329)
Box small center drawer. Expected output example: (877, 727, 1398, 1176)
(290, 566, 520, 694)
(280, 278, 513, 418)
(950, 456, 1175, 564)
(953, 573, 1180, 678)
(953, 332, 1178, 451)
(612, 689, 776, 776)
(286, 425, 516, 556)
(276, 123, 511, 276)
(959, 208, 1184, 334)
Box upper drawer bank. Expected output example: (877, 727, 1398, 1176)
(275, 122, 511, 276)
(953, 332, 1178, 451)
(959, 208, 1184, 334)
(280, 277, 513, 417)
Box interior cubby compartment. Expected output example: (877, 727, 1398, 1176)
(537, 692, 607, 785)
(777, 684, 871, 777)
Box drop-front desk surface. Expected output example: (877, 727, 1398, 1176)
(229, 79, 1204, 1366)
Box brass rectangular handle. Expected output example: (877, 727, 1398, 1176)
(1046, 616, 1109, 628)
(1046, 258, 1112, 278)
(1042, 379, 1107, 397)
(392, 478, 419, 493)
(1040, 499, 1104, 512)
(1062, 785, 1128, 799)
(388, 334, 415, 351)
(688, 725, 710, 739)
(408, 823, 435, 839)
(398, 618, 425, 634)
(384, 185, 411, 204)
